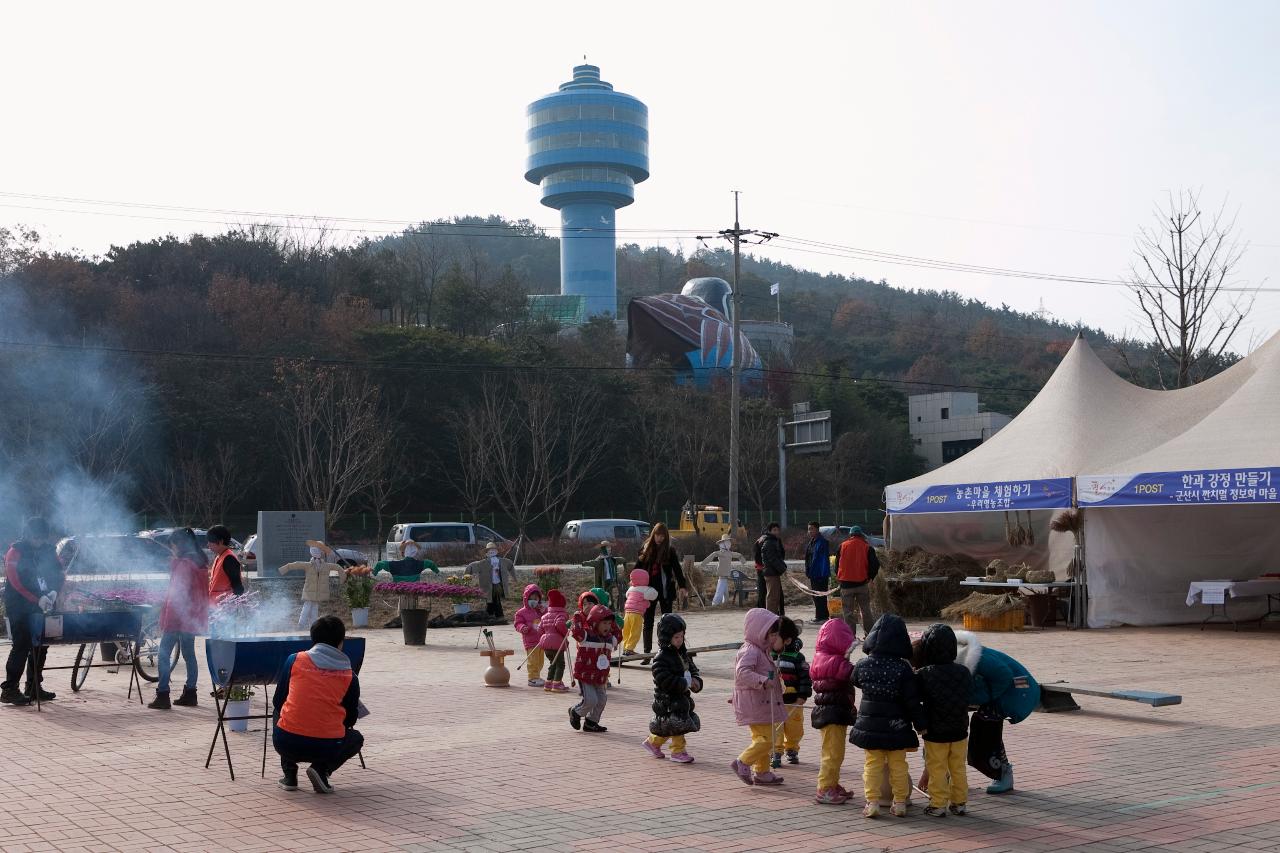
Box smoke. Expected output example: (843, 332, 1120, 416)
(0, 286, 153, 545)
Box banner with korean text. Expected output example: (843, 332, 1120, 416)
(1078, 468, 1280, 508)
(886, 478, 1073, 514)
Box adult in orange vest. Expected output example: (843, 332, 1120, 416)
(273, 615, 363, 794)
(834, 526, 879, 638)
(206, 525, 245, 639)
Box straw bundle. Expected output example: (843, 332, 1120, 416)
(941, 592, 1025, 620)
(1050, 508, 1082, 534)
(1025, 569, 1055, 584)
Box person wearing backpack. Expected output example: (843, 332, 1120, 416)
(833, 526, 879, 637)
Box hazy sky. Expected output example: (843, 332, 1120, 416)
(3, 1, 1277, 345)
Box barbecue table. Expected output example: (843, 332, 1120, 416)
(27, 609, 149, 710)
(204, 635, 367, 780)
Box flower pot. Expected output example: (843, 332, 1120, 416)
(351, 607, 369, 628)
(400, 608, 429, 645)
(452, 603, 471, 615)
(227, 699, 250, 733)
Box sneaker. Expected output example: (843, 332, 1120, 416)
(305, 766, 334, 794)
(173, 687, 198, 707)
(786, 749, 799, 765)
(862, 801, 880, 818)
(527, 678, 545, 688)
(815, 787, 851, 805)
(582, 719, 607, 733)
(986, 763, 1014, 795)
(730, 759, 755, 786)
(24, 686, 55, 702)
(147, 691, 171, 710)
(835, 785, 853, 799)
(890, 801, 908, 818)
(753, 771, 784, 785)
(552, 681, 571, 693)
(0, 686, 32, 706)
(642, 740, 666, 759)
(669, 751, 695, 764)
(543, 682, 556, 693)
(278, 771, 299, 791)
(923, 805, 947, 818)
(949, 803, 967, 816)
(568, 707, 582, 730)
(770, 752, 782, 769)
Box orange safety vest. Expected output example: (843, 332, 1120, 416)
(277, 652, 353, 739)
(837, 537, 871, 584)
(209, 550, 238, 600)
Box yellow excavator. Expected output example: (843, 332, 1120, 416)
(669, 504, 749, 552)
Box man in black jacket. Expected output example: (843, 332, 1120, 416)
(914, 623, 972, 817)
(758, 523, 787, 615)
(2, 517, 64, 705)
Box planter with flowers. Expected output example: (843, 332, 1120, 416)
(227, 684, 254, 732)
(344, 565, 374, 628)
(533, 566, 563, 594)
(374, 581, 485, 645)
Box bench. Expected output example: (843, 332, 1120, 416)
(1039, 681, 1182, 713)
(612, 641, 742, 667)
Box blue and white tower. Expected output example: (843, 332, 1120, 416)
(525, 64, 649, 319)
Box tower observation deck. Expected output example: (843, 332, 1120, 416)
(525, 64, 649, 319)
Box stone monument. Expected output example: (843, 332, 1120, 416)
(255, 511, 325, 579)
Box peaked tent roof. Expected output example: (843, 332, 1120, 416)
(888, 333, 1263, 492)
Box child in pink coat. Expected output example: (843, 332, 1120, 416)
(730, 608, 787, 786)
(621, 568, 657, 654)
(514, 583, 546, 688)
(538, 589, 571, 693)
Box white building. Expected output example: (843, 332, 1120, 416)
(908, 392, 1011, 471)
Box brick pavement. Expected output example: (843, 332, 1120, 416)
(0, 610, 1277, 852)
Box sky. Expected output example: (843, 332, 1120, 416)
(2, 1, 1277, 345)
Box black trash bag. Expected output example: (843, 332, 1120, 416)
(967, 710, 1007, 780)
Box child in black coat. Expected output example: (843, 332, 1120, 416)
(643, 613, 702, 764)
(915, 623, 973, 817)
(851, 614, 925, 818)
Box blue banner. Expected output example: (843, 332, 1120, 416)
(1079, 468, 1280, 507)
(887, 478, 1073, 514)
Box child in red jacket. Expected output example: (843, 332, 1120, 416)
(569, 604, 620, 732)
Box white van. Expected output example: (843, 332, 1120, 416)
(559, 519, 652, 544)
(385, 522, 509, 559)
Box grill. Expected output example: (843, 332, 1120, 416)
(203, 635, 366, 780)
(28, 609, 149, 709)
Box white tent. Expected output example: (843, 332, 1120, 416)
(886, 333, 1278, 626)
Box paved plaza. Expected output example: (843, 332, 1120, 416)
(1, 611, 1278, 853)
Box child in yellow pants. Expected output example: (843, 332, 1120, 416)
(914, 622, 973, 816)
(810, 618, 858, 804)
(621, 569, 657, 654)
(730, 609, 786, 786)
(770, 617, 811, 767)
(863, 749, 911, 807)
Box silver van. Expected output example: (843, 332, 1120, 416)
(559, 519, 652, 544)
(385, 522, 509, 559)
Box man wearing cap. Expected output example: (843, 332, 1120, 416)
(698, 536, 745, 606)
(834, 526, 880, 637)
(2, 517, 64, 705)
(467, 542, 517, 619)
(582, 540, 624, 609)
(279, 541, 343, 629)
(804, 521, 831, 623)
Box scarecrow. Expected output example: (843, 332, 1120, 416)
(278, 540, 343, 628)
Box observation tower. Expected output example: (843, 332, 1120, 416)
(525, 63, 650, 319)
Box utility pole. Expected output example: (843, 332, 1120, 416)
(777, 415, 787, 529)
(698, 193, 776, 542)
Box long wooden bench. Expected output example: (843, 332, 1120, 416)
(1040, 681, 1182, 713)
(612, 641, 741, 667)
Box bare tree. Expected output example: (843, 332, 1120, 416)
(667, 387, 727, 534)
(472, 373, 609, 538)
(272, 359, 393, 527)
(439, 406, 492, 523)
(362, 431, 410, 540)
(621, 388, 675, 521)
(739, 400, 781, 515)
(149, 440, 246, 527)
(1128, 190, 1253, 388)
